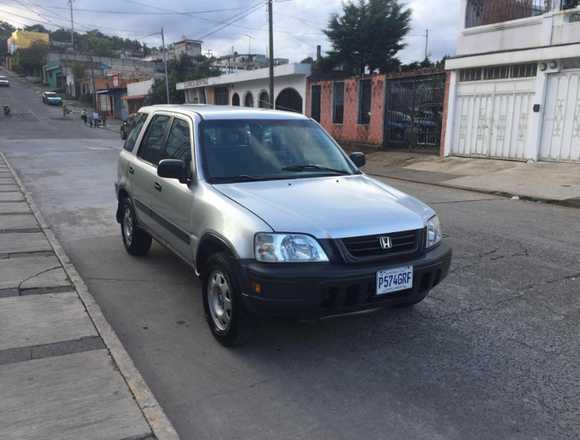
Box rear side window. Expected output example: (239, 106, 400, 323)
(123, 113, 148, 152)
(137, 114, 172, 165)
(162, 118, 192, 164)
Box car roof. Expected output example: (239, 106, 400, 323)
(138, 104, 309, 121)
(44, 91, 57, 95)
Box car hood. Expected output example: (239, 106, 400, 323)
(213, 175, 435, 239)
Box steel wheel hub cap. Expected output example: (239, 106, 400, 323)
(123, 207, 133, 246)
(208, 270, 233, 331)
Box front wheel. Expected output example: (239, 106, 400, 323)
(202, 253, 252, 347)
(121, 198, 152, 256)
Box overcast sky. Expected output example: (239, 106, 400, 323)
(1, 0, 459, 64)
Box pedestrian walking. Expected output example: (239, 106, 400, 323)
(93, 111, 100, 128)
(81, 109, 87, 125)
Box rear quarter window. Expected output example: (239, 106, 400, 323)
(123, 113, 148, 152)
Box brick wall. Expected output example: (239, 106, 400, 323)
(307, 74, 386, 147)
(439, 71, 452, 158)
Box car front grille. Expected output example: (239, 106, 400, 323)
(340, 229, 422, 260)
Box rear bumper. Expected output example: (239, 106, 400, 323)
(239, 242, 452, 319)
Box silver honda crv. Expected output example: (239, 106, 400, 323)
(115, 105, 452, 346)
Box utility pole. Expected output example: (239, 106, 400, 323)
(424, 28, 429, 60)
(161, 27, 170, 104)
(68, 0, 75, 49)
(268, 0, 274, 109)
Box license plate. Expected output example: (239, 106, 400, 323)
(376, 266, 413, 295)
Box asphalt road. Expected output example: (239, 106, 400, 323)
(2, 68, 580, 440)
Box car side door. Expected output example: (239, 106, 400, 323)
(131, 113, 173, 234)
(149, 115, 196, 261)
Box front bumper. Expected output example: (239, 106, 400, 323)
(239, 242, 452, 319)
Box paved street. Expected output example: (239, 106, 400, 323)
(2, 70, 580, 440)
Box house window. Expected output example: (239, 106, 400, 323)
(214, 87, 229, 105)
(311, 85, 321, 122)
(332, 82, 344, 124)
(244, 92, 254, 107)
(459, 63, 537, 82)
(459, 68, 482, 82)
(358, 79, 372, 124)
(483, 65, 510, 81)
(258, 91, 270, 108)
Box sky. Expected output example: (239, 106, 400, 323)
(0, 0, 459, 64)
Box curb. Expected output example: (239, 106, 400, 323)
(0, 152, 180, 440)
(367, 171, 580, 210)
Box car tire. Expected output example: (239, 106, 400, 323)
(202, 252, 252, 347)
(121, 197, 152, 256)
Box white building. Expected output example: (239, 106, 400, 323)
(213, 53, 289, 73)
(170, 39, 202, 60)
(176, 63, 312, 113)
(125, 79, 154, 114)
(444, 0, 580, 162)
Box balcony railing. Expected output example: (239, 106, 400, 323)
(466, 0, 552, 28)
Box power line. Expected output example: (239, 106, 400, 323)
(197, 2, 265, 41)
(25, 5, 250, 16)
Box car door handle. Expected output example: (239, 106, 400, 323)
(154, 182, 162, 192)
(128, 166, 135, 175)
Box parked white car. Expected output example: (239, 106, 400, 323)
(115, 105, 452, 346)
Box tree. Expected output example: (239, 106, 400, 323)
(323, 0, 411, 75)
(24, 24, 50, 34)
(13, 41, 48, 76)
(0, 21, 15, 60)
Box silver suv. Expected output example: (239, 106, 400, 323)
(115, 105, 452, 346)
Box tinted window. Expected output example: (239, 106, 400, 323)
(137, 115, 171, 165)
(162, 119, 192, 164)
(123, 113, 148, 152)
(200, 119, 356, 183)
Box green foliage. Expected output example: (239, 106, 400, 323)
(322, 0, 411, 74)
(146, 54, 221, 105)
(13, 41, 49, 76)
(24, 24, 50, 33)
(0, 21, 15, 59)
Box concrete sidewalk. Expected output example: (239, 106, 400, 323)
(362, 151, 580, 207)
(0, 154, 178, 440)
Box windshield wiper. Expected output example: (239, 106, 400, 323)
(210, 175, 264, 183)
(282, 164, 351, 175)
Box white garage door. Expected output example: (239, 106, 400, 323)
(540, 71, 580, 162)
(451, 80, 534, 160)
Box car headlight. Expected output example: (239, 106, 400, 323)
(426, 215, 442, 249)
(255, 233, 329, 263)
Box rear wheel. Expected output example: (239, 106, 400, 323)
(202, 253, 252, 347)
(121, 198, 152, 256)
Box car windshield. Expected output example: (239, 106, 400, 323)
(200, 119, 357, 183)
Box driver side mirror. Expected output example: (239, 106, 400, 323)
(349, 152, 366, 168)
(158, 159, 191, 183)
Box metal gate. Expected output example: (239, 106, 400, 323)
(450, 79, 535, 160)
(384, 73, 446, 150)
(540, 70, 580, 162)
